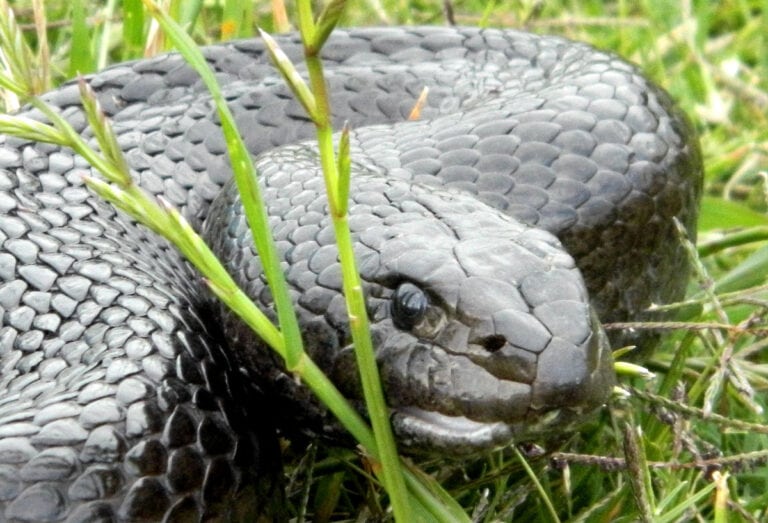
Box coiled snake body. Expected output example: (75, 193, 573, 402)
(0, 27, 701, 521)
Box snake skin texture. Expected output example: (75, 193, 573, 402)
(0, 26, 701, 521)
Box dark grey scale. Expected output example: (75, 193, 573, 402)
(0, 26, 700, 519)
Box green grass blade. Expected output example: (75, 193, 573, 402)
(257, 29, 318, 121)
(654, 481, 717, 523)
(698, 226, 768, 257)
(30, 0, 50, 92)
(0, 72, 29, 98)
(336, 124, 351, 214)
(653, 480, 690, 514)
(290, 0, 413, 515)
(169, 0, 203, 32)
(141, 0, 305, 364)
(122, 0, 145, 59)
(77, 77, 131, 183)
(312, 0, 347, 51)
(714, 244, 768, 294)
(403, 463, 473, 522)
(514, 446, 560, 523)
(0, 0, 42, 102)
(699, 196, 768, 231)
(0, 113, 66, 142)
(69, 0, 93, 75)
(296, 0, 316, 45)
(622, 422, 654, 521)
(95, 0, 118, 70)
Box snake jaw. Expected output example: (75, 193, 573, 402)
(391, 408, 514, 453)
(367, 316, 614, 454)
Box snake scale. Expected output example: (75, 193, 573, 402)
(0, 27, 701, 521)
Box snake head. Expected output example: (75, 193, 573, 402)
(348, 188, 616, 454)
(206, 170, 615, 455)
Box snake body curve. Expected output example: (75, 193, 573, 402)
(0, 27, 700, 521)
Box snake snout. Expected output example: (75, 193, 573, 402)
(530, 307, 615, 413)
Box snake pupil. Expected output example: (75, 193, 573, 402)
(391, 282, 429, 331)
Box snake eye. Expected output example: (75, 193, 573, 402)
(391, 282, 429, 330)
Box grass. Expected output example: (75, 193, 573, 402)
(2, 0, 768, 521)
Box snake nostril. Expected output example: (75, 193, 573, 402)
(480, 335, 506, 353)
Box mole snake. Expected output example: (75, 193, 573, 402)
(0, 26, 701, 521)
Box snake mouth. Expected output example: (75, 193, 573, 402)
(367, 320, 615, 455)
(389, 401, 605, 455)
(390, 408, 514, 453)
(389, 404, 603, 455)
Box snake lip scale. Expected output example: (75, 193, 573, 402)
(0, 26, 700, 521)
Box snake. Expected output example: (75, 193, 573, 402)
(0, 26, 701, 521)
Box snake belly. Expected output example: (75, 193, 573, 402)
(0, 26, 701, 521)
